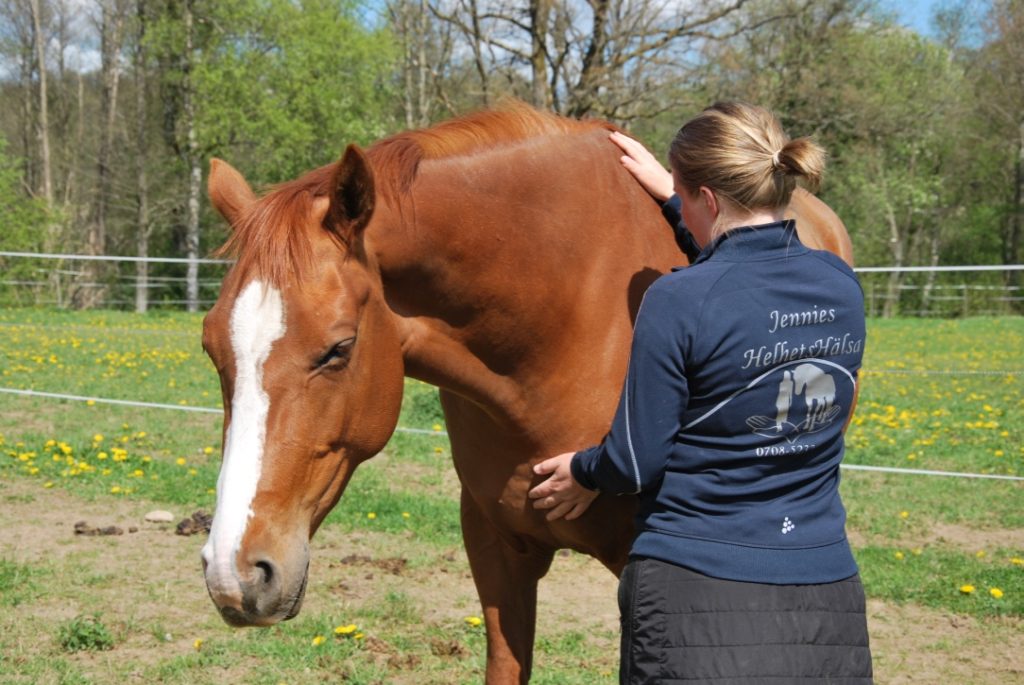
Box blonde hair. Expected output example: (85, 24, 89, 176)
(668, 102, 825, 214)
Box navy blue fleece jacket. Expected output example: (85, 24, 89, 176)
(571, 197, 865, 584)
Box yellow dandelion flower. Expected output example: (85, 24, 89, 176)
(899, 511, 909, 519)
(97, 452, 108, 460)
(894, 551, 905, 560)
(975, 550, 986, 559)
(464, 616, 483, 627)
(912, 547, 923, 556)
(1011, 557, 1024, 567)
(176, 457, 187, 466)
(432, 424, 442, 432)
(86, 400, 95, 406)
(334, 624, 358, 635)
(366, 512, 377, 520)
(43, 481, 53, 489)
(193, 638, 203, 651)
(354, 632, 365, 640)
(110, 486, 122, 494)
(402, 512, 411, 519)
(311, 635, 326, 646)
(990, 588, 1004, 599)
(133, 469, 144, 478)
(137, 431, 147, 438)
(203, 446, 214, 455)
(959, 584, 975, 594)
(994, 450, 1004, 457)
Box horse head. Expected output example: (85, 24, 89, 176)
(200, 147, 404, 627)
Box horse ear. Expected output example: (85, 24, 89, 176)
(327, 144, 375, 237)
(208, 159, 256, 228)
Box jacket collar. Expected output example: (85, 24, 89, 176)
(680, 220, 805, 269)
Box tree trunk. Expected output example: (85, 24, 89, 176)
(135, 0, 150, 313)
(29, 0, 52, 205)
(79, 0, 127, 309)
(528, 0, 551, 108)
(183, 0, 201, 313)
(921, 225, 941, 316)
(882, 197, 903, 318)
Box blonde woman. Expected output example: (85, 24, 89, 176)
(530, 103, 872, 683)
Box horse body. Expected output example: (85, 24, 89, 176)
(202, 106, 852, 683)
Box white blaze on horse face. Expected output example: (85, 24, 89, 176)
(201, 280, 285, 597)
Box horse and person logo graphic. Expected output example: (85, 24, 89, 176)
(746, 362, 843, 442)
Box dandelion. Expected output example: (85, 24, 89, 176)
(990, 588, 1004, 599)
(367, 512, 377, 520)
(43, 481, 53, 489)
(203, 446, 214, 455)
(912, 547, 923, 556)
(402, 512, 411, 519)
(334, 624, 358, 635)
(86, 400, 95, 406)
(464, 616, 483, 627)
(110, 486, 122, 494)
(176, 457, 187, 466)
(193, 638, 203, 651)
(1011, 557, 1024, 567)
(433, 446, 444, 454)
(97, 452, 108, 460)
(432, 424, 443, 432)
(959, 584, 975, 595)
(899, 511, 909, 519)
(975, 550, 986, 559)
(311, 635, 326, 646)
(354, 632, 365, 640)
(894, 551, 904, 560)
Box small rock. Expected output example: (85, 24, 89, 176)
(145, 510, 175, 523)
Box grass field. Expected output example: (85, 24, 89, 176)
(1, 309, 1022, 683)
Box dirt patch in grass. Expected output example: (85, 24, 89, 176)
(0, 477, 1021, 683)
(919, 522, 1024, 554)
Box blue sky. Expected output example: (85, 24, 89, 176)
(886, 0, 943, 36)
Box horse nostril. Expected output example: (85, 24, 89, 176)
(254, 560, 276, 586)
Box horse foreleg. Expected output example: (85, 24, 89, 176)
(461, 487, 554, 685)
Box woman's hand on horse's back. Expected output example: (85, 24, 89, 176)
(528, 452, 599, 521)
(609, 131, 674, 203)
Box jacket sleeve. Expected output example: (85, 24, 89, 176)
(662, 195, 701, 263)
(570, 285, 690, 494)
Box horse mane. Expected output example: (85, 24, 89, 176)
(215, 102, 611, 287)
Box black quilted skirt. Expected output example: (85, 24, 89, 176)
(618, 557, 873, 684)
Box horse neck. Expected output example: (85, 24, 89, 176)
(367, 129, 682, 430)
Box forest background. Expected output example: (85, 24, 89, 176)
(0, 0, 1021, 315)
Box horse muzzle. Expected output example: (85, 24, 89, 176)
(202, 541, 310, 627)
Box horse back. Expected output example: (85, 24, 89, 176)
(787, 188, 854, 266)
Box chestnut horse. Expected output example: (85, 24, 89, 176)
(200, 104, 852, 684)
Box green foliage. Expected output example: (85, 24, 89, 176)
(58, 614, 116, 652)
(0, 135, 52, 304)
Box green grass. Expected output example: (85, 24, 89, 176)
(0, 308, 1022, 682)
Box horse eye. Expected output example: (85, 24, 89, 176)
(315, 338, 355, 369)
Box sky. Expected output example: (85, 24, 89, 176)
(886, 0, 945, 36)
